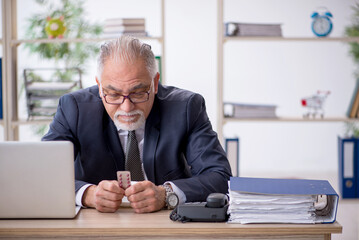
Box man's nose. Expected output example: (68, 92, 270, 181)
(119, 98, 135, 112)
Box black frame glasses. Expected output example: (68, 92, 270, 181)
(101, 82, 152, 105)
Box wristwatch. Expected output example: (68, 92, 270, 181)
(162, 184, 179, 210)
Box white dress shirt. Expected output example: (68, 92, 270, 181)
(75, 122, 186, 207)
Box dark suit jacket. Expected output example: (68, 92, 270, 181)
(42, 84, 232, 202)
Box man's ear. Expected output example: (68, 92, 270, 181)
(154, 72, 160, 94)
(96, 77, 102, 97)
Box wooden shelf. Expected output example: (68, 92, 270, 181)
(224, 36, 359, 43)
(0, 119, 52, 127)
(223, 117, 358, 124)
(11, 119, 53, 126)
(11, 36, 163, 46)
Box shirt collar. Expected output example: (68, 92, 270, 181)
(117, 122, 146, 138)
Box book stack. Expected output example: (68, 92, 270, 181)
(103, 18, 147, 37)
(224, 102, 277, 119)
(225, 22, 282, 37)
(347, 79, 359, 118)
(227, 177, 339, 224)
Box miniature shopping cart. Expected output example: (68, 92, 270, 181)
(301, 91, 330, 118)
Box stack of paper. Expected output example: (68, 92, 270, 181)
(229, 191, 316, 224)
(228, 177, 339, 224)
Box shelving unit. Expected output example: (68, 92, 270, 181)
(24, 68, 83, 118)
(216, 0, 359, 142)
(1, 0, 166, 141)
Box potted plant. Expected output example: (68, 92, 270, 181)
(345, 3, 359, 136)
(23, 0, 102, 134)
(24, 0, 102, 73)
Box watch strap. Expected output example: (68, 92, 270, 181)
(162, 184, 178, 209)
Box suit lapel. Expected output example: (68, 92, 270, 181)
(143, 98, 160, 183)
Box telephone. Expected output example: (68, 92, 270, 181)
(170, 193, 229, 222)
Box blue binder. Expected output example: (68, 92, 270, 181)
(0, 58, 2, 119)
(229, 177, 339, 223)
(338, 137, 358, 198)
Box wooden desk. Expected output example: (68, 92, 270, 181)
(0, 208, 342, 240)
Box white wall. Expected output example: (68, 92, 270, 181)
(9, 0, 359, 175)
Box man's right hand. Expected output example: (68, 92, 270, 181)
(82, 180, 125, 213)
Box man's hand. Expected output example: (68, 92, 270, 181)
(83, 180, 125, 213)
(125, 181, 166, 213)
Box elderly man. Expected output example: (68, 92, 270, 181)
(42, 36, 231, 213)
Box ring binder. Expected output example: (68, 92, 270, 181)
(228, 177, 339, 224)
(338, 137, 358, 198)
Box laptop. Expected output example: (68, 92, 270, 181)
(0, 141, 80, 218)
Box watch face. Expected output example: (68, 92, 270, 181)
(312, 17, 332, 37)
(168, 193, 179, 207)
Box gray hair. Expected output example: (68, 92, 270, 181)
(97, 36, 157, 81)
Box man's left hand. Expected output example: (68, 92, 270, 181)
(125, 181, 166, 213)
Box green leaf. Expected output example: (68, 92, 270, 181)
(346, 4, 359, 64)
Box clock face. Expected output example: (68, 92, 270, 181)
(312, 16, 332, 37)
(168, 193, 179, 207)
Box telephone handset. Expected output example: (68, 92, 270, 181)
(170, 193, 229, 222)
(206, 193, 228, 208)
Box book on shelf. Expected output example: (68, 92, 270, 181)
(225, 22, 282, 37)
(224, 102, 277, 119)
(103, 18, 147, 38)
(347, 78, 359, 118)
(155, 56, 162, 83)
(104, 18, 146, 26)
(104, 25, 146, 33)
(102, 32, 148, 38)
(228, 177, 339, 224)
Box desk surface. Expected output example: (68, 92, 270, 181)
(0, 208, 342, 239)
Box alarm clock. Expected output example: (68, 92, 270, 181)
(311, 8, 333, 37)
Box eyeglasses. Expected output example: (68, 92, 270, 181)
(101, 81, 153, 105)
